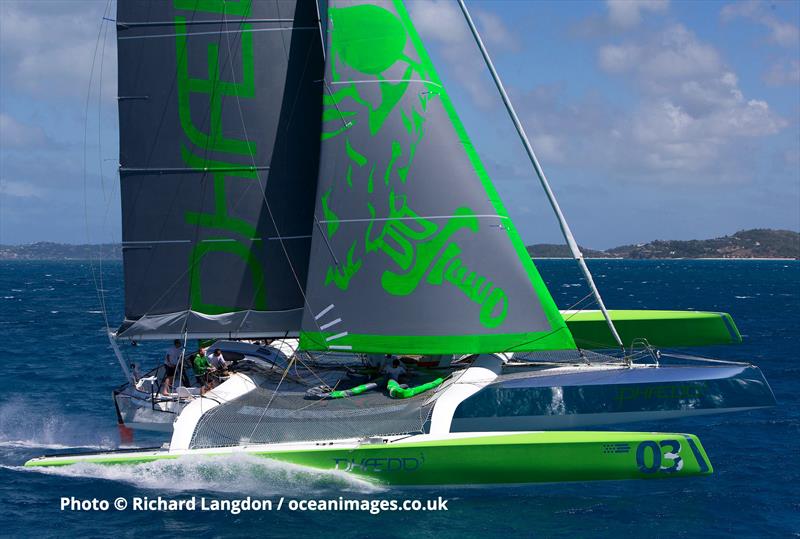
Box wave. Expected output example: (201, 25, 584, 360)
(0, 398, 116, 452)
(0, 440, 111, 450)
(18, 454, 384, 495)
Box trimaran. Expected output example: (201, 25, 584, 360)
(26, 0, 775, 485)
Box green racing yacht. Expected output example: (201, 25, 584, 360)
(25, 0, 774, 485)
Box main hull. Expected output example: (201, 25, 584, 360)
(24, 431, 712, 485)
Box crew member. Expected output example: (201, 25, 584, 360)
(162, 339, 182, 395)
(193, 349, 216, 394)
(208, 348, 229, 372)
(382, 358, 407, 383)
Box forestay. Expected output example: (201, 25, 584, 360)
(115, 0, 323, 340)
(300, 0, 575, 354)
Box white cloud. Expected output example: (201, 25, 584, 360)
(522, 24, 788, 182)
(475, 10, 521, 52)
(606, 0, 669, 28)
(628, 95, 784, 171)
(0, 113, 49, 148)
(410, 0, 469, 46)
(531, 133, 566, 163)
(409, 0, 519, 108)
(0, 1, 116, 101)
(598, 44, 642, 72)
(0, 180, 45, 199)
(721, 0, 800, 47)
(599, 25, 722, 80)
(639, 25, 722, 81)
(619, 27, 787, 173)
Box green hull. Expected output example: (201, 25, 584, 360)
(564, 309, 742, 348)
(24, 432, 712, 485)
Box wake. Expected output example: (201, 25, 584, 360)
(15, 454, 384, 495)
(0, 440, 111, 450)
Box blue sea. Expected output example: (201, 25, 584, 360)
(0, 259, 797, 538)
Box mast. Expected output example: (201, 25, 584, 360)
(456, 0, 624, 350)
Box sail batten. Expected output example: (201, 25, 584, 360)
(299, 0, 575, 354)
(115, 0, 324, 340)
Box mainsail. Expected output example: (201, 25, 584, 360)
(300, 0, 575, 354)
(115, 0, 323, 340)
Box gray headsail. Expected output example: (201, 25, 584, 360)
(299, 0, 575, 354)
(115, 0, 323, 340)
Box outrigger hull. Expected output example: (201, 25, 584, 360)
(451, 363, 776, 432)
(24, 431, 712, 485)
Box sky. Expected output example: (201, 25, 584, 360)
(0, 0, 798, 249)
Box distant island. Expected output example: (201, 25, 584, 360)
(0, 243, 122, 261)
(527, 229, 799, 259)
(0, 229, 797, 260)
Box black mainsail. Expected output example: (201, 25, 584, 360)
(115, 0, 323, 340)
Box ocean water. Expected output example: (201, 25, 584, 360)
(0, 259, 797, 538)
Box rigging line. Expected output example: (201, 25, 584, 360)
(274, 0, 290, 62)
(246, 354, 297, 442)
(117, 18, 294, 28)
(659, 352, 751, 366)
(319, 214, 508, 224)
(82, 1, 114, 335)
(565, 334, 629, 354)
(315, 216, 340, 266)
(123, 237, 313, 244)
(289, 349, 338, 391)
(96, 3, 113, 334)
(97, 20, 109, 207)
(118, 26, 317, 40)
(559, 292, 597, 319)
(123, 239, 192, 245)
(222, 10, 327, 336)
(329, 79, 442, 89)
(500, 290, 596, 355)
(520, 294, 630, 358)
(322, 80, 352, 130)
(458, 0, 624, 351)
(191, 375, 254, 448)
(175, 327, 190, 394)
(119, 165, 269, 173)
(314, 0, 326, 62)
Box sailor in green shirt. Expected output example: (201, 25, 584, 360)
(193, 350, 217, 393)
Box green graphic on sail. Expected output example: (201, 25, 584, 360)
(115, 0, 323, 339)
(300, 0, 575, 354)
